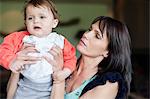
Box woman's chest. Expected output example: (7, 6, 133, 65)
(66, 76, 85, 93)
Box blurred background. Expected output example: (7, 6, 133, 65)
(0, 0, 149, 98)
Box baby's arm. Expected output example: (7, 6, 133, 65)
(62, 39, 77, 78)
(0, 32, 25, 71)
(7, 73, 20, 99)
(0, 33, 18, 70)
(62, 68, 72, 78)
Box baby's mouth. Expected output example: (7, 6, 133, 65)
(34, 26, 41, 30)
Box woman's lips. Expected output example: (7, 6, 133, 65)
(80, 39, 86, 47)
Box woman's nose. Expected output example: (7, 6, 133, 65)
(83, 31, 90, 39)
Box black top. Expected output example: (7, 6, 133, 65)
(80, 71, 127, 99)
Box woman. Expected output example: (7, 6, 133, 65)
(7, 16, 132, 99)
(50, 16, 132, 99)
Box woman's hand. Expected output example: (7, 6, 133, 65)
(45, 45, 64, 72)
(9, 43, 41, 73)
(44, 45, 64, 83)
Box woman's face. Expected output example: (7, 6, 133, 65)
(77, 21, 109, 58)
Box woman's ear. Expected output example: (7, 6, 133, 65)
(52, 19, 59, 28)
(103, 50, 109, 58)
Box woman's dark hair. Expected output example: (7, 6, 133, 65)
(24, 0, 59, 20)
(90, 16, 132, 96)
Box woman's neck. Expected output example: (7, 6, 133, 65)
(76, 55, 103, 78)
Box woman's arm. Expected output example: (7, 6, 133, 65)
(45, 45, 65, 99)
(7, 43, 41, 99)
(80, 81, 118, 99)
(7, 73, 20, 99)
(50, 80, 65, 99)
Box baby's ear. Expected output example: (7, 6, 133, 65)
(52, 19, 59, 28)
(24, 22, 26, 27)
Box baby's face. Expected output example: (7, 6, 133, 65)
(25, 5, 58, 37)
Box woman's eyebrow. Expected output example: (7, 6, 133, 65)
(94, 29, 101, 34)
(91, 24, 102, 34)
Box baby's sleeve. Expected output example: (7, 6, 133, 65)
(63, 39, 77, 72)
(0, 32, 25, 69)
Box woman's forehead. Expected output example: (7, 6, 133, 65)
(92, 21, 105, 34)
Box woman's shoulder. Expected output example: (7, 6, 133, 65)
(83, 71, 125, 89)
(80, 71, 127, 98)
(96, 71, 124, 84)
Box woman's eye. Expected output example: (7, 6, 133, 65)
(96, 34, 102, 39)
(96, 35, 100, 39)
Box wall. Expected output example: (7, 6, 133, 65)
(0, 1, 111, 56)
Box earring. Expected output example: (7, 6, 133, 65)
(102, 53, 108, 58)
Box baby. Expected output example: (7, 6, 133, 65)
(0, 0, 76, 98)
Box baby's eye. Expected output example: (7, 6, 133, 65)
(28, 17, 33, 20)
(40, 16, 46, 19)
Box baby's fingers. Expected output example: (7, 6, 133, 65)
(17, 55, 41, 61)
(22, 43, 35, 50)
